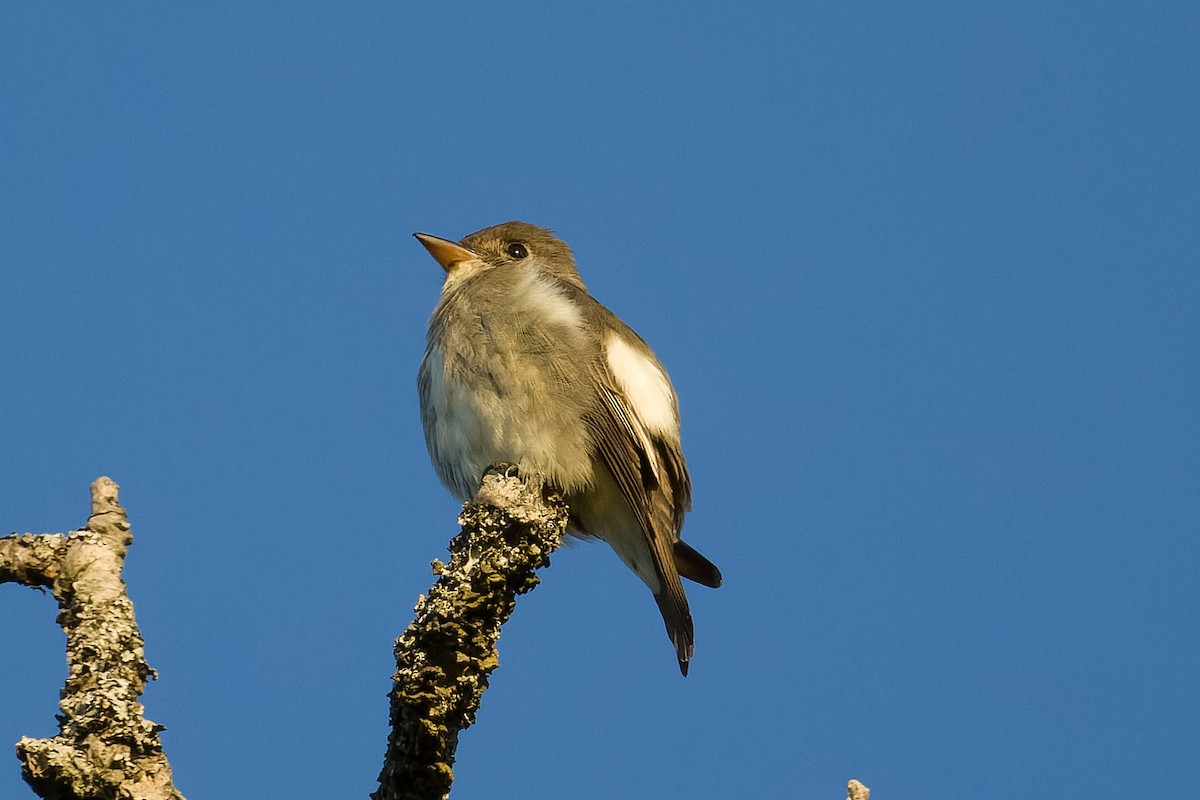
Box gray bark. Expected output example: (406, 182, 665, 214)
(1, 477, 185, 800)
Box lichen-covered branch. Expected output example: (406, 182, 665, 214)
(1, 477, 185, 800)
(373, 465, 569, 800)
(846, 779, 870, 800)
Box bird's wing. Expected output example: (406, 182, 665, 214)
(583, 318, 697, 672)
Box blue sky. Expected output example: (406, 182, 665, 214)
(2, 3, 1197, 798)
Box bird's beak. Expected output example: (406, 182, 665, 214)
(414, 233, 478, 272)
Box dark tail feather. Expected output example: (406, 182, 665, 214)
(674, 540, 723, 588)
(654, 585, 694, 676)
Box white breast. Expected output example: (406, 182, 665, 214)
(421, 273, 595, 499)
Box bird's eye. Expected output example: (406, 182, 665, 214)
(506, 242, 529, 260)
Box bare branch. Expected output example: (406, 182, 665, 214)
(373, 465, 569, 800)
(2, 477, 185, 800)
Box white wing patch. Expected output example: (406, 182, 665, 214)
(604, 332, 677, 435)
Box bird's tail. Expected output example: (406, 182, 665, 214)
(673, 540, 722, 588)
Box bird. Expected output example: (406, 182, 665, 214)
(415, 221, 721, 675)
